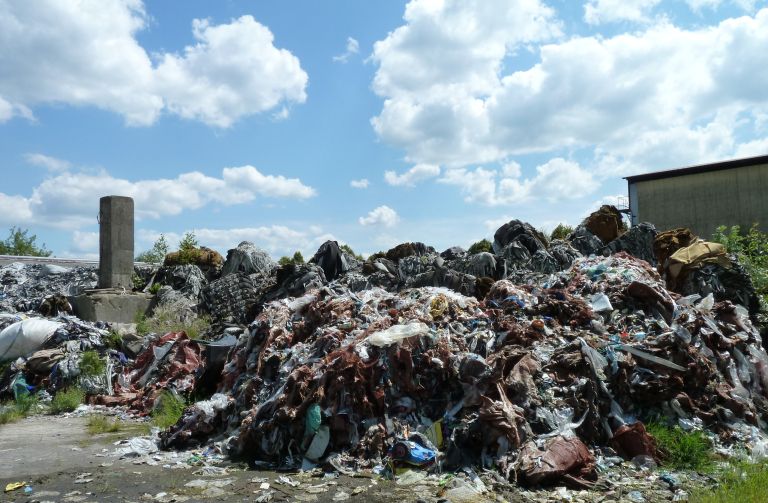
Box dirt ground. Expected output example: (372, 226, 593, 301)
(0, 415, 488, 503)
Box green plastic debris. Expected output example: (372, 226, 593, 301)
(305, 403, 322, 436)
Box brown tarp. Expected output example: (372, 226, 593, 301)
(667, 241, 730, 278)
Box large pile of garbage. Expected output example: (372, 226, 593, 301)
(2, 206, 767, 494)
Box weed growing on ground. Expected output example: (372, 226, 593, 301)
(691, 461, 768, 503)
(646, 420, 713, 471)
(87, 414, 122, 435)
(104, 331, 123, 350)
(141, 304, 211, 340)
(135, 311, 149, 335)
(0, 394, 41, 424)
(50, 388, 85, 414)
(79, 350, 106, 376)
(152, 390, 185, 429)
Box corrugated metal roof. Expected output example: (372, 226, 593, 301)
(624, 154, 768, 183)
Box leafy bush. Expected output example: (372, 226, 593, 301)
(50, 388, 85, 414)
(550, 223, 574, 240)
(712, 224, 768, 307)
(79, 350, 106, 377)
(104, 331, 122, 349)
(152, 391, 185, 429)
(132, 273, 147, 290)
(279, 251, 307, 266)
(149, 283, 161, 294)
(135, 234, 170, 265)
(0, 227, 52, 257)
(646, 421, 713, 471)
(468, 238, 492, 254)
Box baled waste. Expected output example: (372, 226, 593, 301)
(1, 205, 767, 501)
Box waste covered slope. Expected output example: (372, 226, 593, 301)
(2, 206, 768, 496)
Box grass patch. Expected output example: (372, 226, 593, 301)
(87, 414, 122, 435)
(104, 331, 123, 349)
(0, 393, 40, 425)
(50, 388, 85, 414)
(137, 304, 211, 340)
(151, 390, 185, 429)
(646, 420, 713, 471)
(136, 310, 149, 335)
(691, 461, 768, 503)
(79, 350, 106, 376)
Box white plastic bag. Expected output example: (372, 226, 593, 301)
(0, 318, 62, 361)
(365, 322, 429, 347)
(591, 293, 613, 312)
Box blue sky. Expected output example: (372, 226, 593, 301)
(1, 0, 767, 260)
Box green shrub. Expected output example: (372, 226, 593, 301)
(152, 391, 185, 429)
(79, 350, 105, 377)
(646, 420, 713, 471)
(712, 224, 768, 308)
(135, 311, 149, 335)
(278, 251, 307, 266)
(550, 223, 574, 240)
(104, 331, 122, 349)
(149, 283, 162, 295)
(468, 238, 492, 255)
(50, 388, 85, 414)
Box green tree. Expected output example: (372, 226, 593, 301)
(135, 234, 170, 265)
(178, 230, 199, 251)
(278, 251, 306, 266)
(340, 243, 364, 261)
(0, 227, 52, 257)
(550, 223, 574, 240)
(468, 238, 492, 255)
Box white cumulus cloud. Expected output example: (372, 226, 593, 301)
(138, 224, 327, 257)
(350, 179, 370, 188)
(359, 206, 400, 227)
(439, 158, 597, 206)
(583, 0, 662, 24)
(24, 153, 72, 172)
(0, 1, 307, 127)
(70, 231, 99, 254)
(222, 166, 317, 199)
(384, 164, 440, 187)
(371, 2, 768, 182)
(0, 164, 317, 230)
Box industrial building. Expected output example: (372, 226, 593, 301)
(624, 154, 768, 240)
